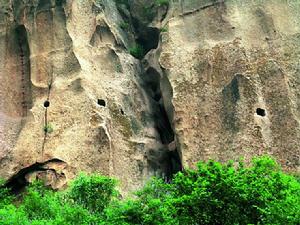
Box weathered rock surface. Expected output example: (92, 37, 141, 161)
(0, 0, 163, 193)
(161, 0, 300, 172)
(0, 0, 299, 193)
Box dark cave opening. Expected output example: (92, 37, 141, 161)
(44, 100, 50, 108)
(97, 99, 106, 107)
(156, 104, 182, 180)
(136, 27, 160, 57)
(129, 17, 161, 59)
(5, 162, 46, 194)
(5, 159, 65, 194)
(166, 150, 183, 181)
(256, 108, 266, 117)
(55, 0, 66, 7)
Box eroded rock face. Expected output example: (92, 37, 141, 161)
(0, 0, 166, 193)
(0, 0, 299, 193)
(160, 0, 300, 172)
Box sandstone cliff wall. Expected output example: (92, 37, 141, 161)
(0, 0, 299, 193)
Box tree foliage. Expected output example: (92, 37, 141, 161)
(67, 173, 117, 213)
(0, 156, 299, 224)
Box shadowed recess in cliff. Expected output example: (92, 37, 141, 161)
(256, 108, 266, 117)
(37, 0, 52, 11)
(15, 25, 32, 118)
(90, 24, 116, 46)
(5, 159, 67, 194)
(222, 74, 241, 132)
(124, 1, 183, 180)
(144, 67, 162, 101)
(142, 65, 182, 180)
(136, 26, 160, 57)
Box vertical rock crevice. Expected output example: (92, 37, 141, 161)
(15, 25, 32, 119)
(119, 1, 182, 180)
(142, 56, 183, 180)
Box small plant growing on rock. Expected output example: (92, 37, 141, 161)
(155, 0, 169, 7)
(43, 123, 53, 133)
(129, 44, 144, 59)
(120, 22, 129, 31)
(160, 26, 168, 32)
(67, 173, 117, 213)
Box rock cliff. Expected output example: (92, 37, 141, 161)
(0, 0, 299, 193)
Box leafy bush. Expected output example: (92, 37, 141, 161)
(0, 179, 13, 208)
(120, 22, 130, 31)
(129, 44, 144, 59)
(155, 0, 169, 7)
(0, 205, 29, 225)
(67, 173, 117, 213)
(0, 156, 299, 224)
(103, 156, 300, 225)
(0, 176, 105, 224)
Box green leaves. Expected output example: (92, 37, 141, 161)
(0, 179, 14, 207)
(129, 44, 144, 59)
(155, 0, 169, 7)
(0, 174, 110, 224)
(67, 173, 117, 213)
(123, 156, 300, 225)
(0, 156, 299, 224)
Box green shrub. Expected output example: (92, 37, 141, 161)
(129, 44, 144, 59)
(120, 22, 130, 31)
(0, 180, 99, 224)
(155, 0, 169, 7)
(131, 156, 300, 224)
(160, 26, 168, 32)
(67, 173, 117, 213)
(43, 123, 53, 133)
(0, 156, 299, 224)
(0, 179, 13, 207)
(115, 63, 122, 73)
(0, 205, 29, 225)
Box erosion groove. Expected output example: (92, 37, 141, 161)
(125, 1, 183, 180)
(15, 25, 32, 118)
(41, 74, 53, 159)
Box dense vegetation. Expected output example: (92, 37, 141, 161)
(0, 156, 299, 224)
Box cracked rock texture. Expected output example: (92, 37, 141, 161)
(0, 0, 299, 193)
